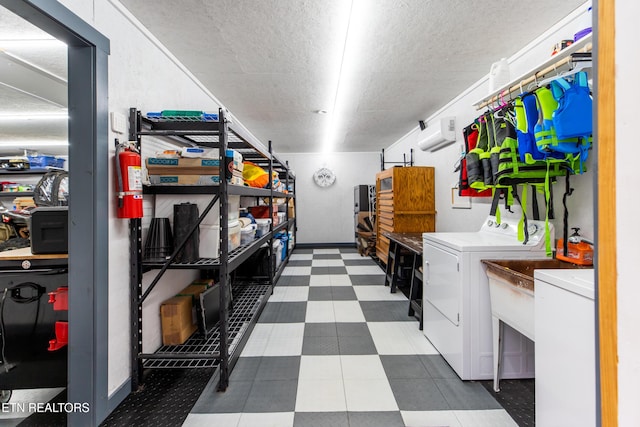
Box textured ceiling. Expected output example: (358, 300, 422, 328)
(119, 0, 586, 153)
(1, 0, 586, 156)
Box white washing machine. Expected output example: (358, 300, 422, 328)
(422, 215, 553, 380)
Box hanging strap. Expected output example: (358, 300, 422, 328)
(489, 188, 502, 221)
(531, 185, 540, 221)
(548, 183, 555, 220)
(544, 163, 553, 256)
(562, 170, 574, 256)
(511, 184, 529, 244)
(489, 187, 511, 223)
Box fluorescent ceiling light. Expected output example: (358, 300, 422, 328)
(0, 39, 67, 49)
(323, 0, 369, 153)
(0, 113, 68, 121)
(0, 140, 68, 147)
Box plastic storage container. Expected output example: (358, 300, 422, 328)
(275, 240, 283, 270)
(199, 220, 243, 257)
(27, 155, 65, 169)
(241, 224, 256, 245)
(249, 206, 269, 218)
(255, 218, 271, 238)
(276, 233, 288, 261)
(228, 220, 241, 251)
(199, 225, 220, 258)
(488, 58, 510, 93)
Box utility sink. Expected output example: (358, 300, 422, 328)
(482, 258, 591, 292)
(481, 258, 593, 392)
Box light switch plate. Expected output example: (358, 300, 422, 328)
(451, 186, 471, 209)
(110, 111, 126, 134)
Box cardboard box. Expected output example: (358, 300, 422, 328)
(149, 175, 220, 185)
(13, 196, 35, 210)
(176, 279, 214, 302)
(288, 199, 295, 218)
(160, 296, 197, 346)
(225, 149, 243, 172)
(146, 157, 220, 175)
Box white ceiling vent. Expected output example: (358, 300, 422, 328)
(417, 117, 456, 152)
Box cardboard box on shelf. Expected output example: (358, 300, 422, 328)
(13, 196, 35, 210)
(288, 199, 295, 218)
(160, 295, 197, 346)
(149, 175, 220, 185)
(177, 279, 214, 302)
(225, 149, 244, 172)
(146, 157, 220, 175)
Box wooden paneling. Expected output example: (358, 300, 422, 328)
(376, 235, 390, 260)
(392, 167, 436, 211)
(597, 0, 617, 424)
(393, 214, 435, 233)
(379, 216, 394, 228)
(375, 167, 436, 264)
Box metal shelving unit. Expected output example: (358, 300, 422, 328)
(0, 168, 59, 175)
(129, 107, 295, 391)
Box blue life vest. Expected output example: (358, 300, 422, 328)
(550, 71, 592, 164)
(515, 93, 563, 164)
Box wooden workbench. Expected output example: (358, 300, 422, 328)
(0, 247, 68, 271)
(382, 231, 424, 329)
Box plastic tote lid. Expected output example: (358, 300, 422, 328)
(241, 224, 256, 232)
(238, 217, 253, 228)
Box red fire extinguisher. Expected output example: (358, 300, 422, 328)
(115, 141, 143, 218)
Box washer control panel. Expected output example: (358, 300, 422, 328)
(480, 216, 552, 246)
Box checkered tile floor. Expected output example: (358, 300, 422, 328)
(183, 248, 518, 427)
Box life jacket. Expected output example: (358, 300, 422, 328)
(464, 105, 566, 255)
(459, 124, 492, 197)
(465, 111, 511, 192)
(515, 93, 565, 164)
(533, 84, 589, 172)
(465, 114, 491, 191)
(549, 71, 592, 168)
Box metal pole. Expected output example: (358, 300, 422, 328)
(218, 108, 230, 391)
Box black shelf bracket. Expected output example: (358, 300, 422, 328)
(380, 148, 414, 171)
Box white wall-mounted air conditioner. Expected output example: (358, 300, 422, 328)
(417, 117, 456, 152)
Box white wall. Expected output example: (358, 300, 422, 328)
(56, 0, 235, 396)
(280, 152, 379, 244)
(384, 3, 595, 241)
(615, 1, 640, 424)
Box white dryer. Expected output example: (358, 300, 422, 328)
(422, 215, 553, 380)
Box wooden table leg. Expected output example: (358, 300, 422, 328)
(384, 240, 397, 290)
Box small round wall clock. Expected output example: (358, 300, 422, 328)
(313, 167, 336, 187)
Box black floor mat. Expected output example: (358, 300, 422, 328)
(99, 368, 214, 427)
(480, 379, 535, 427)
(18, 389, 67, 427)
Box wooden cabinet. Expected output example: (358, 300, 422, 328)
(375, 166, 435, 264)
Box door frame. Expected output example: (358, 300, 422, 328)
(0, 1, 111, 425)
(594, 0, 617, 425)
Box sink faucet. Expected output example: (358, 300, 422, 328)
(568, 228, 594, 246)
